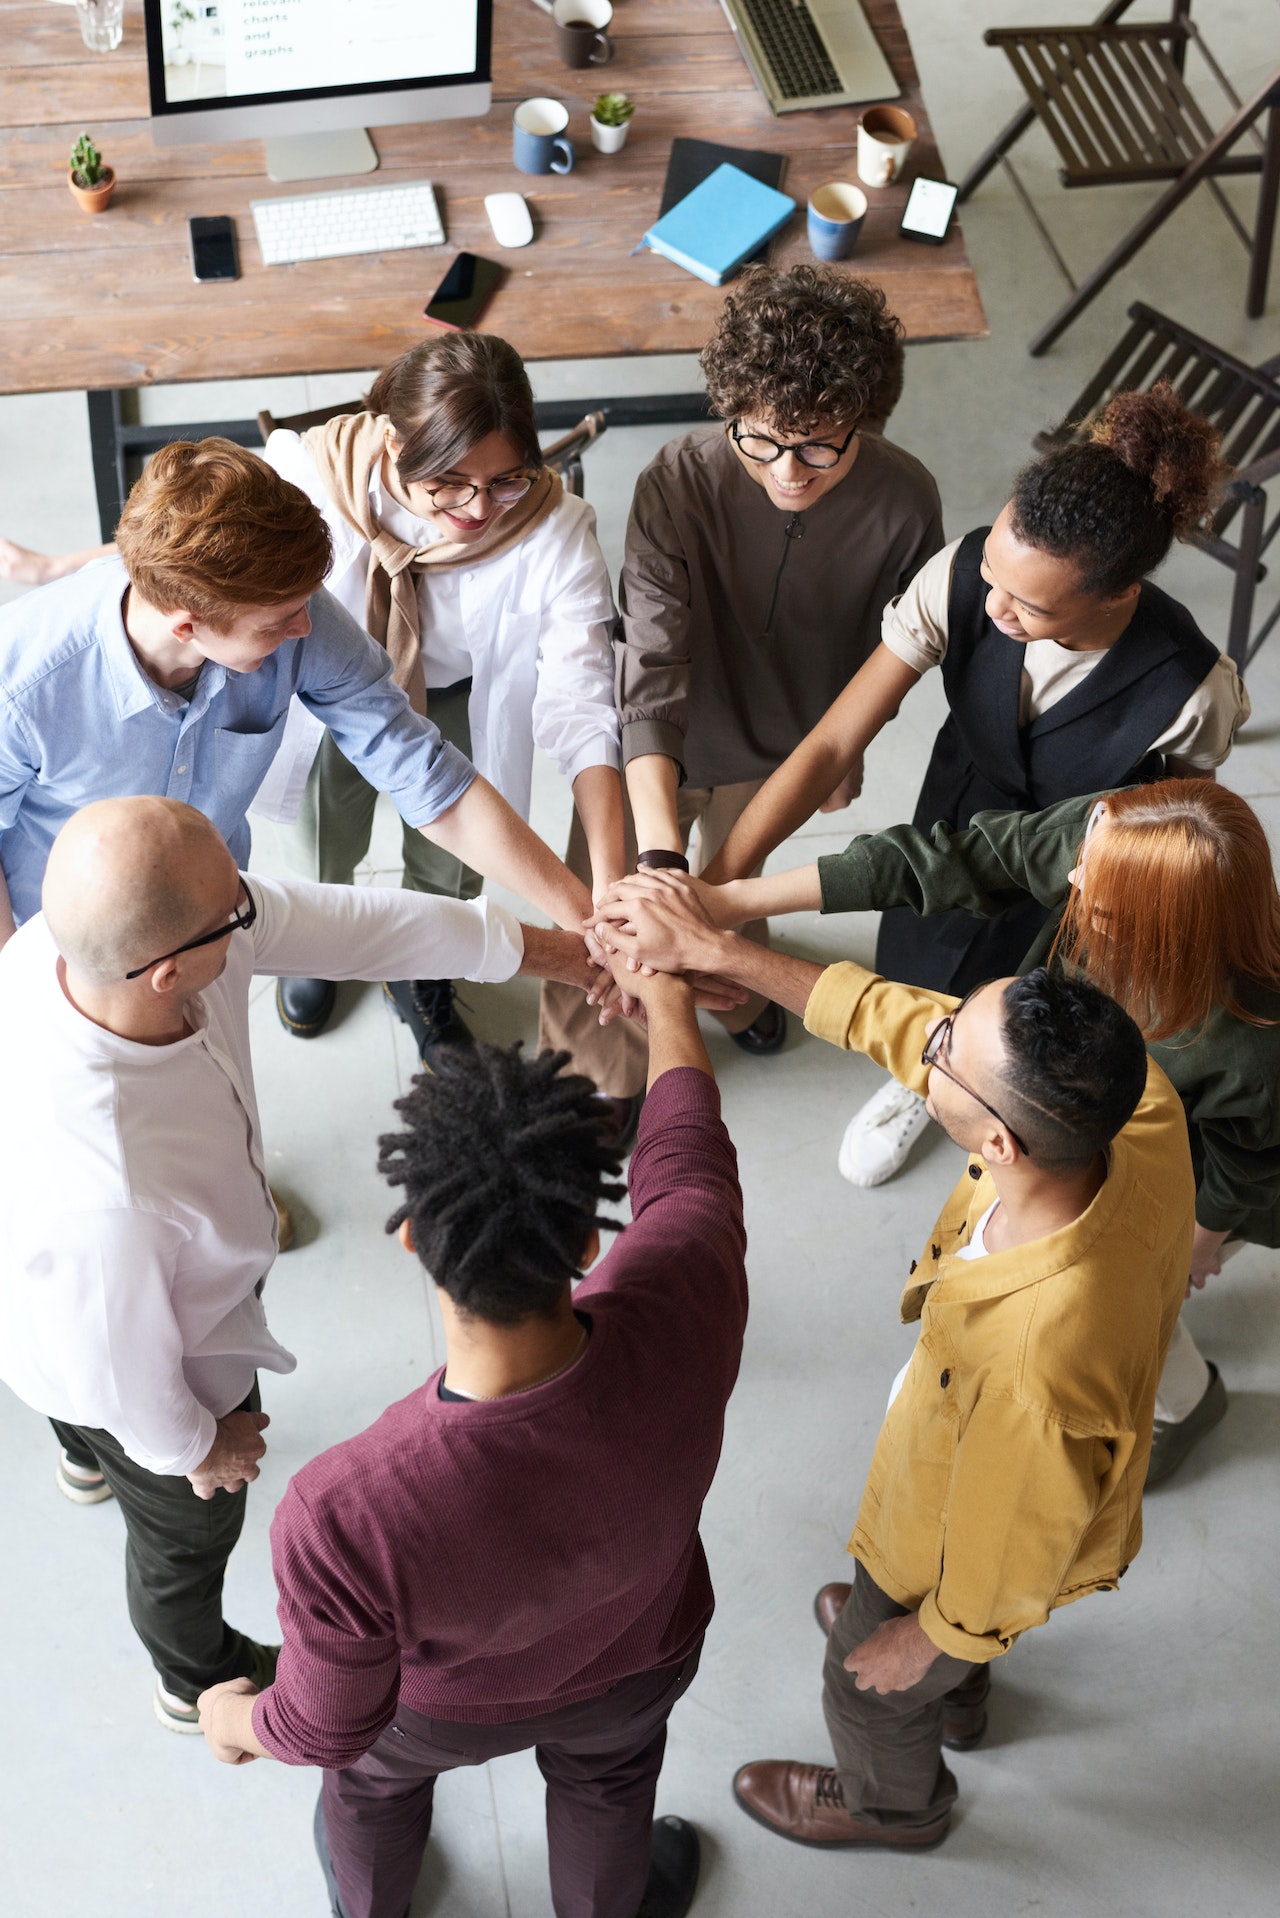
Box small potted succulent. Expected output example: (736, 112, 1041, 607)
(68, 133, 115, 213)
(590, 92, 634, 154)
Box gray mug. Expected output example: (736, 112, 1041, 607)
(553, 0, 613, 69)
(513, 97, 575, 175)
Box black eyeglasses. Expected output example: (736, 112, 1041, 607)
(421, 473, 534, 510)
(731, 421, 858, 470)
(921, 983, 1030, 1157)
(125, 882, 257, 980)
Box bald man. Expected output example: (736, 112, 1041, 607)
(0, 797, 596, 1735)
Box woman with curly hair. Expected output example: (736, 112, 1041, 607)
(540, 262, 943, 1096)
(702, 384, 1249, 1185)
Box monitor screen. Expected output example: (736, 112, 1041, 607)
(145, 0, 489, 120)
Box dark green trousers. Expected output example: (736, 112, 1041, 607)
(50, 1381, 263, 1704)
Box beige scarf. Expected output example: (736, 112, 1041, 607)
(304, 410, 561, 713)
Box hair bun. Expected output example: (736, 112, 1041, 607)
(1089, 382, 1228, 537)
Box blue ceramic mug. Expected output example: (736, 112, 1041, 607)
(513, 98, 575, 176)
(807, 182, 868, 262)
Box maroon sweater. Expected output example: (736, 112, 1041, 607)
(254, 1067, 747, 1768)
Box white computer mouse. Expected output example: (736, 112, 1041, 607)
(484, 191, 535, 249)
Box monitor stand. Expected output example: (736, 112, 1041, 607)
(265, 127, 378, 184)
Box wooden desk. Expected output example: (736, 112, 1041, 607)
(1, 0, 986, 396)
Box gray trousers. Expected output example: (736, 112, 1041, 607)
(822, 1561, 989, 1830)
(284, 681, 481, 911)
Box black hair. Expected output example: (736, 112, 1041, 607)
(1010, 383, 1228, 597)
(377, 1043, 625, 1325)
(994, 969, 1147, 1170)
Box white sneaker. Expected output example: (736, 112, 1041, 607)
(837, 1081, 931, 1188)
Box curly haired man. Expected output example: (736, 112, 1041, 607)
(540, 264, 943, 1094)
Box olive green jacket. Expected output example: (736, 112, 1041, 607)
(818, 791, 1280, 1244)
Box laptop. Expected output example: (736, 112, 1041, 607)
(719, 0, 901, 114)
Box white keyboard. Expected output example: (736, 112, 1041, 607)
(250, 179, 445, 266)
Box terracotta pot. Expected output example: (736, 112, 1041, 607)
(68, 164, 115, 213)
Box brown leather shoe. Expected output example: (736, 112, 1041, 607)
(813, 1582, 988, 1751)
(732, 1761, 949, 1849)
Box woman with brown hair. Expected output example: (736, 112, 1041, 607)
(701, 384, 1250, 1187)
(257, 332, 625, 1080)
(660, 776, 1280, 1480)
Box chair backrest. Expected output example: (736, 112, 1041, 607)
(1035, 302, 1280, 544)
(256, 404, 607, 500)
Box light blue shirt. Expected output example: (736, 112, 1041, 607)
(0, 557, 476, 925)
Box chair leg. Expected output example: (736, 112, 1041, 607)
(956, 101, 1038, 203)
(1227, 487, 1267, 671)
(1247, 99, 1280, 320)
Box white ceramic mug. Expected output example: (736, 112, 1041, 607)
(856, 105, 918, 187)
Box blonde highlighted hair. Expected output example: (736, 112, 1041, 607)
(115, 438, 332, 629)
(1053, 780, 1280, 1040)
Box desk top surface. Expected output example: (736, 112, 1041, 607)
(0, 0, 988, 394)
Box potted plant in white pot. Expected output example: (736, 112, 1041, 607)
(591, 92, 634, 154)
(68, 133, 115, 213)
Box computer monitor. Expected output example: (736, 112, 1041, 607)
(144, 0, 493, 182)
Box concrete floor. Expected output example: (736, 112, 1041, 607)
(2, 1, 1280, 1913)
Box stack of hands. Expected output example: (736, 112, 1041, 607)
(580, 870, 744, 1022)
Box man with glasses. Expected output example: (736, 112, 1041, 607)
(0, 795, 598, 1735)
(541, 264, 942, 1099)
(582, 871, 1195, 1852)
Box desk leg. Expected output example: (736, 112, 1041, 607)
(87, 391, 129, 542)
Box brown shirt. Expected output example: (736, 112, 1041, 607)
(616, 424, 943, 789)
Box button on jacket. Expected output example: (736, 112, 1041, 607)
(804, 960, 1195, 1664)
(0, 878, 523, 1477)
(0, 557, 475, 925)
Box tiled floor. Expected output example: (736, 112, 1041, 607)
(2, 1, 1280, 1913)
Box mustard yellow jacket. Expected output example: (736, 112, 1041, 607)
(806, 962, 1195, 1664)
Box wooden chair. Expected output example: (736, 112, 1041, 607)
(1034, 301, 1280, 667)
(956, 1, 1280, 355)
(256, 403, 608, 498)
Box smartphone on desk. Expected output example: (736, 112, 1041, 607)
(899, 178, 959, 246)
(189, 215, 240, 282)
(424, 253, 505, 330)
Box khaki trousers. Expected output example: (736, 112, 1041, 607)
(538, 776, 771, 1098)
(282, 682, 481, 908)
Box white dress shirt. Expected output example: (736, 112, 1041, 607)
(0, 876, 523, 1477)
(252, 431, 621, 825)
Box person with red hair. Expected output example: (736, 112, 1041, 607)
(630, 777, 1280, 1480)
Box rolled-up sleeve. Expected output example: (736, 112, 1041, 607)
(616, 468, 693, 771)
(295, 591, 476, 826)
(245, 873, 523, 985)
(880, 540, 959, 676)
(1151, 655, 1250, 770)
(915, 1396, 1120, 1663)
(529, 506, 621, 782)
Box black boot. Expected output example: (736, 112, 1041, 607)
(383, 978, 475, 1070)
(276, 977, 337, 1038)
(637, 1816, 700, 1918)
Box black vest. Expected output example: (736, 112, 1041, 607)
(876, 527, 1221, 993)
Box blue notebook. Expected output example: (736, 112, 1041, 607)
(643, 162, 797, 287)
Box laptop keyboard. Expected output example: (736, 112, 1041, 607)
(736, 0, 843, 99)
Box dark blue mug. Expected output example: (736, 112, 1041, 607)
(513, 98, 575, 175)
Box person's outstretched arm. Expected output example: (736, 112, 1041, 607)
(700, 643, 921, 884)
(603, 947, 712, 1086)
(420, 775, 593, 932)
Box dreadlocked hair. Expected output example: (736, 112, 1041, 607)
(377, 1043, 626, 1325)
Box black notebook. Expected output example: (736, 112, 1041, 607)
(658, 139, 789, 264)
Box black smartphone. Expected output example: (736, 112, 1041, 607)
(423, 253, 505, 330)
(189, 215, 239, 282)
(899, 178, 959, 247)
